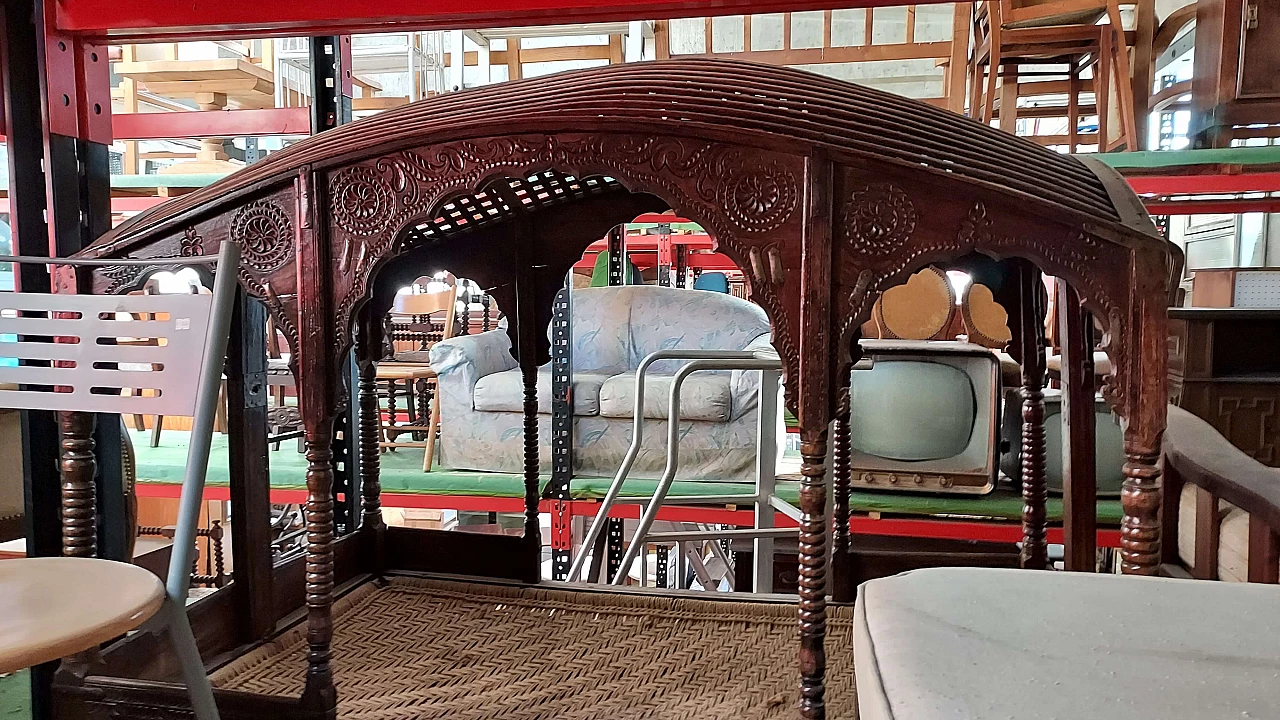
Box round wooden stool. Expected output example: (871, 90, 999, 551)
(0, 557, 165, 674)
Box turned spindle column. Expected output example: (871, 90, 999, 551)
(1018, 268, 1048, 570)
(357, 360, 384, 531)
(302, 420, 336, 707)
(831, 410, 851, 556)
(521, 363, 540, 540)
(59, 411, 97, 558)
(798, 428, 830, 719)
(1121, 447, 1162, 574)
(830, 410, 853, 602)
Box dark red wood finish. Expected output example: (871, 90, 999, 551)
(66, 59, 1174, 719)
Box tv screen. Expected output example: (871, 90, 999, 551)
(849, 360, 977, 462)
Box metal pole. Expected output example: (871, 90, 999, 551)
(163, 241, 240, 720)
(753, 369, 780, 593)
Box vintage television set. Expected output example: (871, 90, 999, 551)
(847, 340, 1001, 494)
(999, 388, 1126, 496)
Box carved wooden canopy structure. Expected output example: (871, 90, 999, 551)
(67, 58, 1177, 719)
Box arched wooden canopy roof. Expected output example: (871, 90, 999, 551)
(89, 58, 1158, 258)
(76, 57, 1173, 451)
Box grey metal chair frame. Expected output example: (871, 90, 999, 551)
(0, 242, 240, 720)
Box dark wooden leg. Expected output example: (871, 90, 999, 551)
(1120, 444, 1162, 575)
(150, 415, 163, 448)
(1247, 516, 1280, 584)
(227, 290, 275, 640)
(59, 411, 97, 558)
(1019, 268, 1048, 570)
(521, 362, 540, 540)
(384, 379, 399, 446)
(1058, 281, 1097, 572)
(301, 415, 337, 709)
(1192, 486, 1220, 580)
(798, 427, 829, 719)
(358, 360, 384, 532)
(830, 409, 852, 602)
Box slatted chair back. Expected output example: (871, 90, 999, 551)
(0, 288, 217, 416)
(388, 283, 459, 355)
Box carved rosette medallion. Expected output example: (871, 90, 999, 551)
(231, 200, 294, 274)
(331, 166, 394, 236)
(842, 183, 917, 256)
(179, 226, 204, 256)
(720, 160, 798, 234)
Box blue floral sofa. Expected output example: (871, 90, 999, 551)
(429, 285, 777, 481)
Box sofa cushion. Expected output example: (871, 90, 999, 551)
(473, 368, 609, 416)
(855, 567, 1280, 720)
(597, 373, 733, 422)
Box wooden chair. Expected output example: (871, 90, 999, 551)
(969, 0, 1138, 152)
(378, 282, 459, 471)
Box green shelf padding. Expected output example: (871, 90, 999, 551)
(0, 669, 31, 720)
(130, 430, 1121, 524)
(110, 173, 229, 188)
(1087, 146, 1280, 170)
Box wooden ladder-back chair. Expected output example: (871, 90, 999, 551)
(378, 281, 458, 471)
(970, 0, 1139, 152)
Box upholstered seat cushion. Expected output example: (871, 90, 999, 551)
(597, 373, 733, 422)
(855, 567, 1280, 720)
(473, 368, 610, 416)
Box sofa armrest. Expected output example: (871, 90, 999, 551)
(430, 330, 518, 399)
(730, 333, 779, 420)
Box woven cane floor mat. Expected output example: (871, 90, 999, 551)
(210, 577, 855, 719)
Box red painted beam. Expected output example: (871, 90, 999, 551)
(1144, 198, 1280, 215)
(133, 483, 1121, 546)
(55, 0, 947, 41)
(1127, 172, 1280, 195)
(112, 107, 311, 140)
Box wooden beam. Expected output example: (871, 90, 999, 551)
(1025, 133, 1099, 146)
(506, 37, 522, 81)
(449, 44, 613, 67)
(608, 33, 623, 63)
(655, 19, 670, 59)
(905, 5, 916, 44)
(675, 40, 952, 64)
(1130, 0, 1156, 149)
(945, 3, 970, 114)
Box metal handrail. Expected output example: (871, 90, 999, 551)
(609, 356, 782, 584)
(566, 348, 779, 582)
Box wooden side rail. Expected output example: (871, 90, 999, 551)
(1162, 405, 1280, 583)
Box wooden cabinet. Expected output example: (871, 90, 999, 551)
(1169, 308, 1280, 465)
(1192, 0, 1280, 145)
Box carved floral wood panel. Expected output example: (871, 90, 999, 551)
(321, 133, 808, 410)
(829, 163, 1138, 429)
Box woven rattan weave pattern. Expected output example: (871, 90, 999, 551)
(211, 577, 855, 719)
